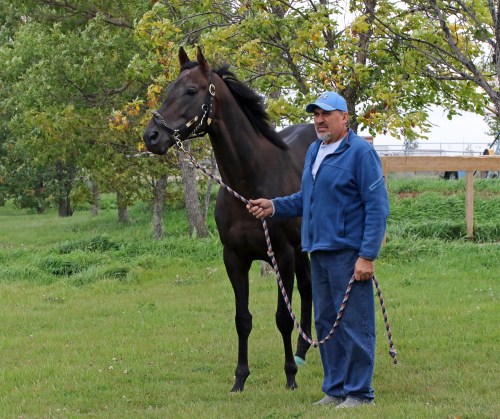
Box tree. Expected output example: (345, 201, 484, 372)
(372, 0, 495, 127)
(0, 0, 149, 217)
(178, 141, 209, 238)
(122, 4, 216, 238)
(121, 0, 494, 237)
(131, 0, 460, 147)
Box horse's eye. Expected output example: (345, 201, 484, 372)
(186, 88, 197, 96)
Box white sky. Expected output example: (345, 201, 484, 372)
(362, 107, 496, 153)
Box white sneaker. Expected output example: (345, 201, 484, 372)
(336, 397, 375, 409)
(313, 395, 345, 406)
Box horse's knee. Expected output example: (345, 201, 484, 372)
(275, 309, 294, 334)
(296, 281, 312, 300)
(235, 312, 252, 336)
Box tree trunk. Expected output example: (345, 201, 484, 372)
(55, 161, 74, 217)
(116, 190, 129, 224)
(90, 181, 99, 216)
(203, 149, 217, 220)
(152, 174, 168, 240)
(35, 179, 46, 214)
(178, 141, 208, 238)
(58, 195, 73, 217)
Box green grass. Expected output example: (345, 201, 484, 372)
(387, 177, 500, 241)
(0, 179, 499, 418)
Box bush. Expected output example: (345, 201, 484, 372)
(39, 253, 95, 276)
(57, 235, 119, 254)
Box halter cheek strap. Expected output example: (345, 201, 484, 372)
(151, 73, 216, 142)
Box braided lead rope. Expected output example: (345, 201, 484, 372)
(373, 275, 398, 364)
(173, 139, 397, 360)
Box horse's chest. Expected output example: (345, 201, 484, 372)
(215, 207, 264, 246)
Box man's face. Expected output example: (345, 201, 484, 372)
(313, 108, 349, 143)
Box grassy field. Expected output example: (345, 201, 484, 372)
(0, 178, 499, 418)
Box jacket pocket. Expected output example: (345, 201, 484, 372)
(337, 207, 346, 237)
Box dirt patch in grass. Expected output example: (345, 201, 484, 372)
(398, 192, 422, 199)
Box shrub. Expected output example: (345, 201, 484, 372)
(57, 235, 119, 254)
(39, 253, 94, 276)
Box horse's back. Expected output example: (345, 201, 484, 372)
(278, 124, 317, 175)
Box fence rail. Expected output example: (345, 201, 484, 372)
(375, 142, 494, 156)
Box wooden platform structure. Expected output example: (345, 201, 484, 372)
(381, 156, 500, 238)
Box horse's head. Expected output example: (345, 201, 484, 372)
(143, 47, 215, 155)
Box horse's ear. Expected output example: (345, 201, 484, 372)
(196, 46, 210, 72)
(179, 47, 190, 67)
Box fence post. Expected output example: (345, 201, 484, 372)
(465, 171, 474, 238)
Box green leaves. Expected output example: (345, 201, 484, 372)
(1, 0, 498, 214)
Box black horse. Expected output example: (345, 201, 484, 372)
(143, 47, 316, 392)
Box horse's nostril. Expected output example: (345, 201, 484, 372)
(147, 130, 159, 144)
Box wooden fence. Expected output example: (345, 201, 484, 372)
(381, 156, 500, 237)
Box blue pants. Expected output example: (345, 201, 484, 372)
(310, 249, 375, 400)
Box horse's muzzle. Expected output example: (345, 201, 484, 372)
(143, 127, 169, 155)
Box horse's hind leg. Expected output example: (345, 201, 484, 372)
(294, 251, 312, 363)
(224, 248, 253, 392)
(274, 251, 299, 389)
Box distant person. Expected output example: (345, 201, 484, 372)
(481, 148, 490, 178)
(444, 171, 458, 180)
(247, 91, 389, 409)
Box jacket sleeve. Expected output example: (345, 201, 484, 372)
(357, 150, 390, 260)
(270, 140, 317, 219)
(272, 190, 304, 218)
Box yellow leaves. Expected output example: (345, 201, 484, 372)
(310, 31, 322, 43)
(148, 84, 163, 95)
(360, 106, 380, 125)
(109, 111, 129, 132)
(146, 78, 167, 110)
(350, 15, 370, 37)
(123, 98, 144, 118)
(147, 98, 158, 110)
(128, 104, 141, 117)
(235, 39, 262, 68)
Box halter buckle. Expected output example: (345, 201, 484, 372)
(185, 115, 199, 128)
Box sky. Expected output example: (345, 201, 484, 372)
(362, 107, 497, 155)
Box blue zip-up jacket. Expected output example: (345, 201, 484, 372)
(272, 129, 389, 260)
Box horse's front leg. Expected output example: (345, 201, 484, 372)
(294, 250, 312, 364)
(274, 249, 299, 389)
(223, 247, 253, 392)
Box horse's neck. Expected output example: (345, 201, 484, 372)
(209, 105, 280, 190)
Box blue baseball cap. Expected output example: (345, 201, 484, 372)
(306, 91, 348, 113)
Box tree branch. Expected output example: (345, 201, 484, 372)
(35, 0, 134, 29)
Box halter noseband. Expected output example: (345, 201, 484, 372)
(151, 73, 215, 145)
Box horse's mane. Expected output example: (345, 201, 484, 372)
(181, 61, 287, 150)
(215, 65, 287, 150)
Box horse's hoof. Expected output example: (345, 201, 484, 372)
(294, 355, 306, 367)
(230, 375, 247, 392)
(286, 381, 298, 390)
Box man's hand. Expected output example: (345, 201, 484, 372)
(354, 257, 374, 281)
(247, 198, 273, 219)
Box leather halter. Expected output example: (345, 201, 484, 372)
(151, 72, 215, 142)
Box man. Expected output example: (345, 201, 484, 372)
(247, 91, 389, 409)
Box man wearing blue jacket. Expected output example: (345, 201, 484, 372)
(247, 91, 389, 409)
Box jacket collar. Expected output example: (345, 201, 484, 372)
(312, 128, 353, 157)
